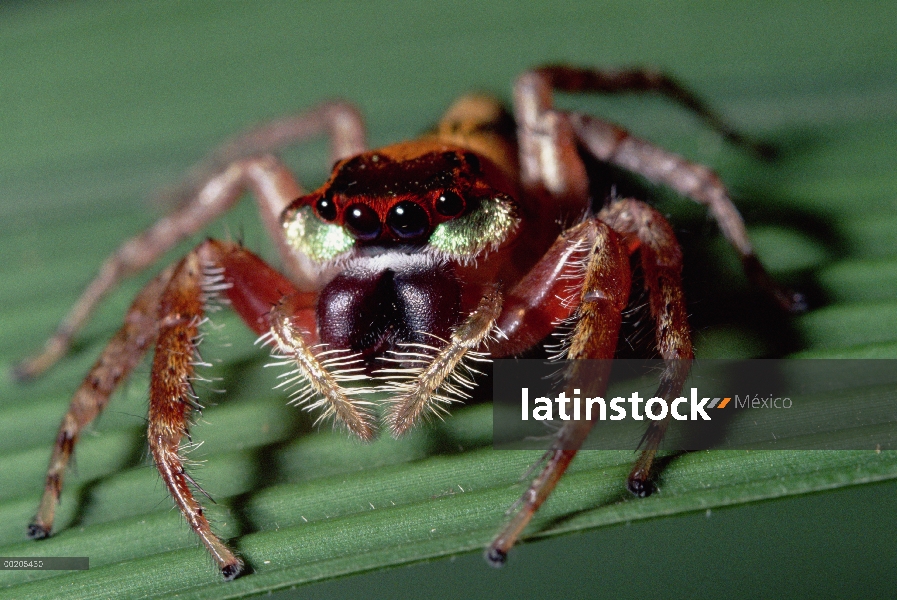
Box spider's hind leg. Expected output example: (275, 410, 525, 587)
(525, 65, 775, 158)
(569, 112, 806, 312)
(515, 65, 806, 313)
(600, 198, 694, 496)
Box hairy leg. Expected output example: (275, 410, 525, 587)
(27, 266, 174, 541)
(600, 198, 694, 495)
(29, 238, 309, 580)
(487, 220, 631, 565)
(146, 239, 313, 580)
(146, 250, 243, 577)
(492, 219, 615, 356)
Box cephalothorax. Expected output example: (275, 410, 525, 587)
(18, 65, 802, 580)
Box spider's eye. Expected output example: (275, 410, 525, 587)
(435, 191, 464, 217)
(315, 195, 337, 221)
(387, 201, 429, 240)
(345, 204, 381, 240)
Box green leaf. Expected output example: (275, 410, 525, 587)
(2, 1, 896, 599)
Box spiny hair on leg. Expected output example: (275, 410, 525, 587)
(199, 264, 233, 310)
(555, 235, 594, 308)
(543, 312, 579, 361)
(542, 234, 595, 361)
(185, 317, 227, 401)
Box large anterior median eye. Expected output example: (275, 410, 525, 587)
(386, 201, 429, 240)
(345, 204, 381, 240)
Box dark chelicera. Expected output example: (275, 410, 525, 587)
(317, 261, 461, 359)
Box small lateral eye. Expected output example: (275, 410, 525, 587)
(345, 204, 381, 240)
(315, 195, 337, 221)
(435, 191, 465, 217)
(387, 201, 429, 240)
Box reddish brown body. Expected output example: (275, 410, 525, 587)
(19, 66, 801, 580)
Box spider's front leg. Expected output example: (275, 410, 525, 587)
(25, 151, 311, 540)
(486, 65, 724, 564)
(484, 203, 694, 563)
(146, 239, 314, 580)
(486, 219, 632, 564)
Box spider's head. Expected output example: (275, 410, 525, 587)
(280, 142, 519, 359)
(280, 143, 519, 268)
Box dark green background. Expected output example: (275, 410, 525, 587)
(1, 1, 896, 599)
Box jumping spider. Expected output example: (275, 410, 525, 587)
(18, 65, 803, 580)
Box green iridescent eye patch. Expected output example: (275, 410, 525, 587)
(283, 205, 355, 262)
(428, 196, 519, 258)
